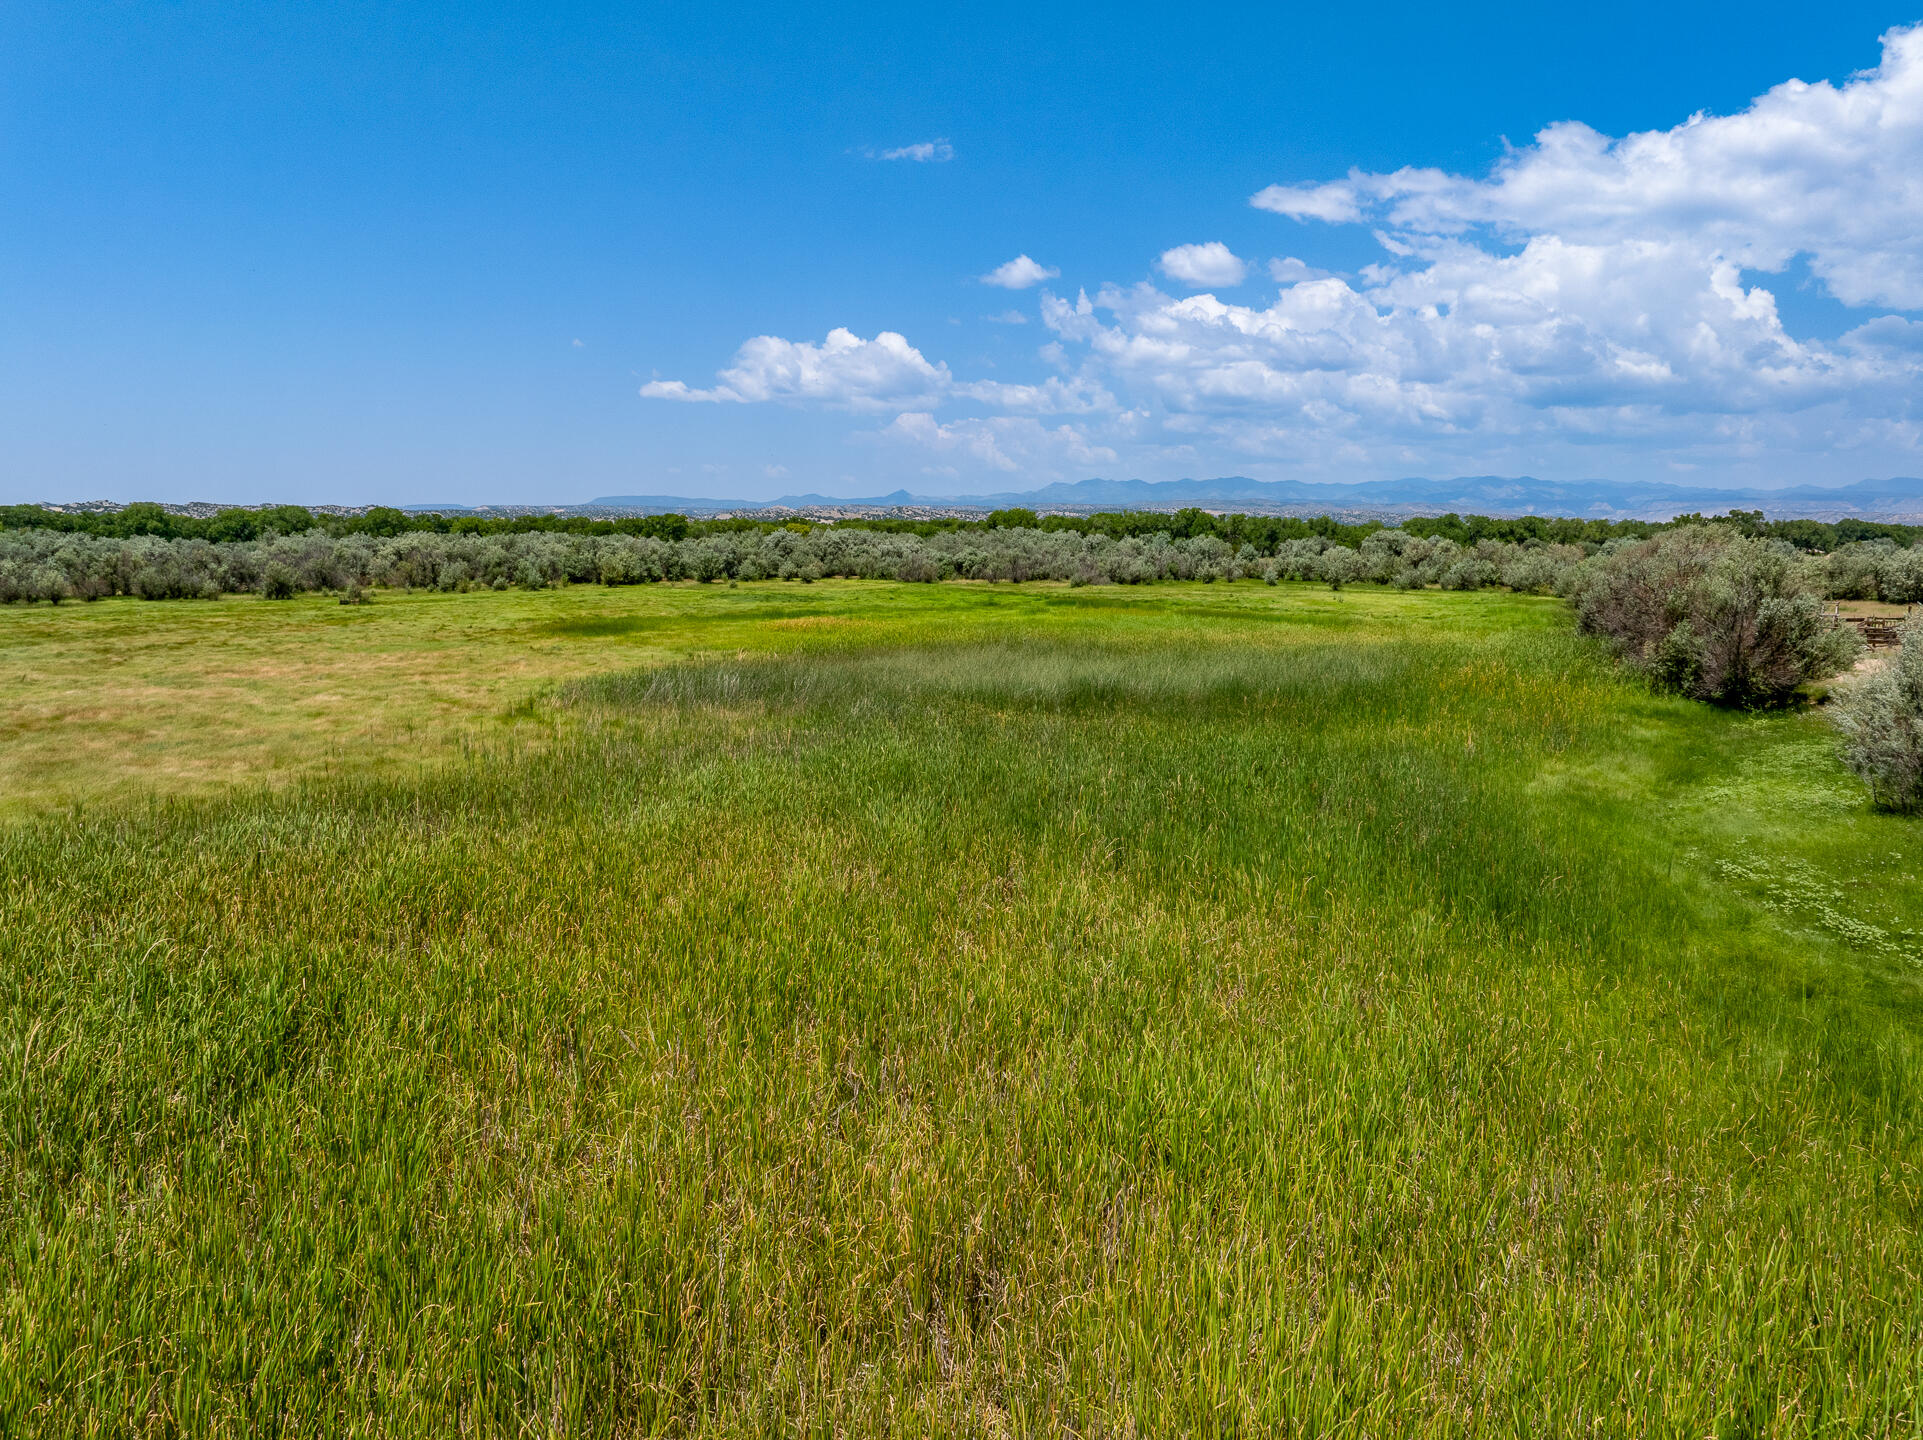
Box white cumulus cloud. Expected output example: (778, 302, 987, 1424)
(640, 326, 1106, 420)
(1249, 182, 1363, 223)
(640, 328, 950, 411)
(981, 255, 1060, 289)
(643, 26, 1923, 485)
(1157, 242, 1249, 288)
(1253, 23, 1923, 311)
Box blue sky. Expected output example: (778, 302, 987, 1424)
(3, 2, 1920, 505)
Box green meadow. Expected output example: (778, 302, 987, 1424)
(4, 581, 1922, 1434)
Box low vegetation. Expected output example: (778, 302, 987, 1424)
(9, 509, 1923, 612)
(1573, 526, 1862, 706)
(3, 582, 1922, 1433)
(8, 498, 1923, 556)
(1835, 619, 1923, 810)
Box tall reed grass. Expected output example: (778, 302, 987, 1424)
(3, 617, 1919, 1433)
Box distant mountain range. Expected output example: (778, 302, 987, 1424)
(579, 475, 1923, 522)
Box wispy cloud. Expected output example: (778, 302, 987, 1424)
(868, 138, 954, 162)
(877, 413, 1116, 473)
(1267, 257, 1331, 283)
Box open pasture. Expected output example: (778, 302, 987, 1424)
(3, 581, 1922, 1434)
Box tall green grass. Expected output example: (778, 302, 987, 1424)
(4, 602, 1921, 1434)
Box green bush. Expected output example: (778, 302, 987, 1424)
(7, 512, 1916, 614)
(1317, 547, 1363, 592)
(1572, 527, 1860, 706)
(1834, 621, 1923, 810)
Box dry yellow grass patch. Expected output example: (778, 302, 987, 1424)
(0, 587, 707, 815)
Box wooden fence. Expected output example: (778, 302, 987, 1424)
(1824, 604, 1915, 649)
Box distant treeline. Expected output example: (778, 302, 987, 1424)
(6, 500, 1922, 555)
(910, 505, 1923, 554)
(8, 514, 1923, 606)
(0, 502, 699, 543)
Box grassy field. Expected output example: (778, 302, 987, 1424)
(4, 580, 1922, 1434)
(0, 583, 899, 817)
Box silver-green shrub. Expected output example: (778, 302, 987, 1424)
(7, 518, 1921, 614)
(1571, 527, 1860, 705)
(1833, 620, 1923, 810)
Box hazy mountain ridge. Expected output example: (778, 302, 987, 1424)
(586, 475, 1923, 521)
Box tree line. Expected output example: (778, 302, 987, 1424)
(9, 500, 1921, 555)
(7, 514, 1923, 611)
(0, 503, 698, 543)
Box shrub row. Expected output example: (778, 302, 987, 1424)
(4, 521, 1918, 608)
(0, 525, 1572, 602)
(13, 499, 1923, 556)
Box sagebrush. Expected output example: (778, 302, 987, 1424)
(1572, 526, 1861, 705)
(1834, 619, 1923, 809)
(10, 517, 1923, 610)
